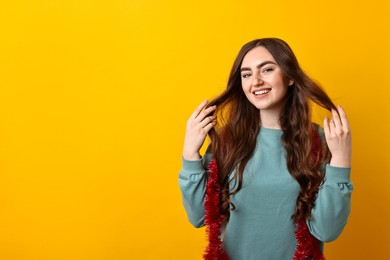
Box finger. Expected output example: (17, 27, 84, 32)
(323, 116, 330, 137)
(195, 104, 217, 122)
(202, 120, 217, 134)
(189, 100, 208, 120)
(198, 115, 216, 128)
(337, 105, 351, 131)
(331, 109, 343, 130)
(329, 118, 337, 135)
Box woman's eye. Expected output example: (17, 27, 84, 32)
(262, 67, 274, 73)
(242, 73, 251, 78)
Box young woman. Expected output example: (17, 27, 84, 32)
(179, 38, 352, 259)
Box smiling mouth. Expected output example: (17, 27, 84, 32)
(254, 88, 271, 96)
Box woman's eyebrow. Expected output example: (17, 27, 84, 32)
(240, 61, 277, 72)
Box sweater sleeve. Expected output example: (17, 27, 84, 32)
(178, 152, 212, 228)
(307, 125, 353, 242)
(307, 165, 353, 242)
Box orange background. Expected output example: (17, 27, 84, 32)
(0, 0, 389, 259)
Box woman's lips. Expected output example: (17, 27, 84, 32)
(253, 88, 271, 96)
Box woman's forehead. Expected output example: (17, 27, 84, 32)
(241, 46, 276, 68)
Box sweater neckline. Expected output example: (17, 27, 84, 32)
(260, 127, 283, 134)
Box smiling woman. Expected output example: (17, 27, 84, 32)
(240, 47, 292, 126)
(179, 38, 353, 259)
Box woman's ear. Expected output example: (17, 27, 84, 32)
(288, 79, 294, 86)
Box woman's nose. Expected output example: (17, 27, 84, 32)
(252, 74, 264, 86)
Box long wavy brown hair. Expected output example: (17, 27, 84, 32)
(207, 38, 337, 222)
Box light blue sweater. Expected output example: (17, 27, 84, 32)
(179, 127, 353, 260)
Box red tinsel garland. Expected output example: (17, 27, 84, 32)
(204, 128, 325, 260)
(293, 220, 325, 260)
(204, 159, 229, 260)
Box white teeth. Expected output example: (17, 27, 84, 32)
(254, 89, 271, 95)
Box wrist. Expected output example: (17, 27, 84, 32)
(182, 151, 201, 161)
(330, 156, 351, 168)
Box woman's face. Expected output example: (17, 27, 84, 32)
(240, 46, 293, 113)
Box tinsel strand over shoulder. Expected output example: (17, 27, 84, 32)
(203, 128, 325, 260)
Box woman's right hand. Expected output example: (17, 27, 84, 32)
(182, 100, 217, 160)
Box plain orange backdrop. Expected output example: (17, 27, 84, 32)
(0, 0, 389, 259)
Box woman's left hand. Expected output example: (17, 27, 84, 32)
(323, 105, 352, 167)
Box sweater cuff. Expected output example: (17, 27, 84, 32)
(182, 157, 205, 174)
(325, 164, 351, 183)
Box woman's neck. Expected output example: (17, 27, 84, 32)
(259, 109, 281, 129)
